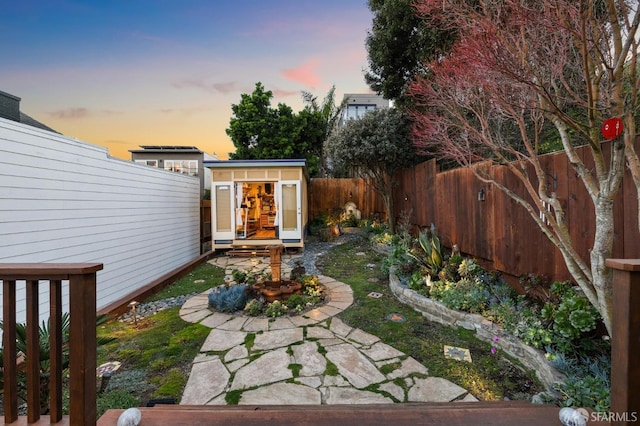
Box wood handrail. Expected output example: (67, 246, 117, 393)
(1, 263, 103, 425)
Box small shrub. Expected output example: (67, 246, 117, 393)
(265, 300, 287, 318)
(519, 273, 551, 301)
(381, 245, 416, 277)
(408, 224, 444, 278)
(486, 278, 517, 306)
(551, 352, 611, 412)
(341, 213, 359, 227)
(231, 269, 247, 283)
(362, 219, 388, 234)
(285, 294, 305, 309)
(506, 305, 553, 349)
(208, 285, 249, 313)
(244, 298, 264, 316)
(457, 258, 482, 279)
(372, 231, 396, 247)
(433, 278, 488, 314)
(301, 275, 322, 297)
(542, 281, 600, 343)
(407, 270, 426, 292)
(395, 209, 414, 247)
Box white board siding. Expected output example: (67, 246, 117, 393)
(0, 118, 200, 324)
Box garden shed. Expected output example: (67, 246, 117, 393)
(204, 159, 308, 253)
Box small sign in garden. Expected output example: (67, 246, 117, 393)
(443, 345, 472, 363)
(368, 292, 383, 298)
(97, 361, 122, 377)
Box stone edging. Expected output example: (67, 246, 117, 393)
(388, 266, 564, 391)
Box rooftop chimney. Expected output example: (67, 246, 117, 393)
(0, 90, 21, 122)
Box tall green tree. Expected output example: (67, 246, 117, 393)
(365, 0, 454, 106)
(325, 108, 420, 233)
(227, 82, 320, 175)
(301, 86, 348, 176)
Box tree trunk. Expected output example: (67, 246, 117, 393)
(590, 196, 615, 334)
(384, 190, 396, 234)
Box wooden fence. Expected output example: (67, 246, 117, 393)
(308, 178, 386, 224)
(309, 140, 640, 283)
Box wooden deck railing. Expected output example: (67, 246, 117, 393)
(1, 263, 103, 425)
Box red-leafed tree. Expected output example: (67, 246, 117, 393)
(408, 0, 640, 335)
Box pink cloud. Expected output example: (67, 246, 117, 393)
(281, 59, 322, 88)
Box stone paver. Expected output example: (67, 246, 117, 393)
(324, 387, 393, 404)
(181, 358, 229, 404)
(325, 343, 386, 389)
(360, 342, 405, 361)
(239, 383, 321, 405)
(306, 325, 335, 339)
(407, 377, 468, 402)
(178, 255, 475, 407)
(387, 357, 430, 380)
(224, 344, 248, 362)
(379, 382, 405, 402)
(253, 328, 303, 351)
(201, 329, 246, 352)
(292, 341, 326, 376)
(346, 328, 380, 346)
(230, 348, 293, 391)
(328, 317, 352, 337)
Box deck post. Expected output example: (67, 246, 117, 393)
(605, 259, 640, 425)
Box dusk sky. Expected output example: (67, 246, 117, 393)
(1, 1, 373, 160)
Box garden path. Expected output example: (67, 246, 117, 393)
(178, 253, 478, 405)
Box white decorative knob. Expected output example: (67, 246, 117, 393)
(559, 407, 587, 426)
(117, 407, 142, 426)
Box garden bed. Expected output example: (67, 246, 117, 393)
(388, 266, 564, 391)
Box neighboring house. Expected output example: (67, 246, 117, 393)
(338, 93, 390, 127)
(0, 90, 59, 133)
(129, 145, 218, 197)
(205, 159, 308, 253)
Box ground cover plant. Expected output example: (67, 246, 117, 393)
(316, 234, 542, 401)
(95, 263, 225, 416)
(378, 226, 611, 411)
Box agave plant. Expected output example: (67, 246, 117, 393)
(409, 224, 444, 278)
(0, 313, 115, 413)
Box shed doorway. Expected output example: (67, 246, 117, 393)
(235, 181, 277, 240)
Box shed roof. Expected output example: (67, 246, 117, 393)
(129, 145, 203, 153)
(204, 159, 307, 169)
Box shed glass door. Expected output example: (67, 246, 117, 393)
(212, 182, 234, 240)
(277, 181, 301, 240)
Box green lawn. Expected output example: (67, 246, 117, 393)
(95, 263, 225, 414)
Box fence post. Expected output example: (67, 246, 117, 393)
(605, 259, 640, 425)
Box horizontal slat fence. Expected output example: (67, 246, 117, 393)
(309, 139, 640, 284)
